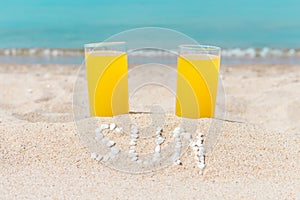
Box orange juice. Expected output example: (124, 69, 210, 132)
(85, 51, 129, 116)
(175, 54, 220, 118)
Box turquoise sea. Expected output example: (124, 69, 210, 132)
(0, 0, 300, 64)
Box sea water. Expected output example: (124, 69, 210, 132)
(0, 0, 300, 64)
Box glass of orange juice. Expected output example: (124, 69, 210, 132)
(175, 45, 221, 118)
(84, 42, 129, 117)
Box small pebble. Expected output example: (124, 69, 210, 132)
(199, 146, 205, 154)
(189, 141, 196, 147)
(156, 127, 162, 132)
(173, 152, 180, 161)
(173, 127, 183, 135)
(131, 133, 139, 139)
(192, 146, 199, 152)
(131, 125, 139, 134)
(156, 137, 165, 145)
(109, 152, 116, 159)
(182, 132, 191, 140)
(130, 146, 135, 150)
(101, 137, 109, 145)
(128, 152, 138, 158)
(106, 140, 115, 147)
(90, 152, 97, 159)
(129, 140, 137, 146)
(175, 137, 181, 143)
(173, 132, 180, 138)
(95, 128, 102, 134)
(155, 145, 161, 153)
(101, 124, 109, 130)
(111, 146, 120, 154)
(96, 155, 103, 161)
(129, 149, 135, 154)
(137, 159, 142, 164)
(174, 160, 182, 165)
(143, 161, 149, 165)
(175, 143, 181, 149)
(102, 154, 110, 162)
(115, 127, 122, 133)
(110, 123, 116, 130)
(131, 156, 138, 161)
(200, 156, 205, 163)
(196, 140, 202, 147)
(95, 132, 104, 141)
(153, 152, 160, 161)
(196, 162, 205, 169)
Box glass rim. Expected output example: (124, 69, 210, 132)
(179, 44, 221, 51)
(84, 41, 126, 48)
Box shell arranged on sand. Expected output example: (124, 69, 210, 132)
(92, 124, 205, 171)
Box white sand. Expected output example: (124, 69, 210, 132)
(0, 63, 299, 199)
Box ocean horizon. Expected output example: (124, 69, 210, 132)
(1, 0, 300, 64)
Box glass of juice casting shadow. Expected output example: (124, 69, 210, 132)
(175, 45, 221, 118)
(84, 42, 129, 117)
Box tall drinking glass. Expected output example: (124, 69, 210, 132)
(84, 42, 129, 117)
(175, 45, 221, 118)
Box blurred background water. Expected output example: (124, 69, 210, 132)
(0, 0, 300, 64)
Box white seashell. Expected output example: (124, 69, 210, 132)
(194, 156, 200, 161)
(102, 154, 110, 162)
(106, 140, 115, 147)
(111, 146, 120, 155)
(109, 123, 116, 130)
(100, 124, 109, 130)
(156, 137, 165, 145)
(155, 145, 161, 153)
(90, 152, 97, 159)
(96, 155, 103, 161)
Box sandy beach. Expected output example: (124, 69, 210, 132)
(0, 63, 299, 199)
